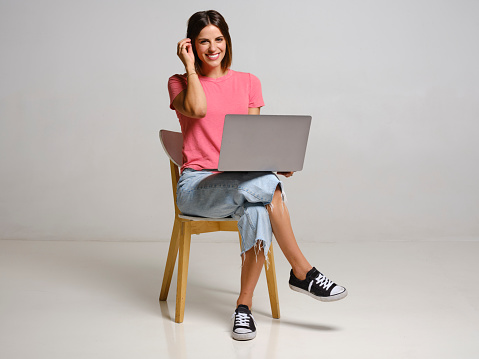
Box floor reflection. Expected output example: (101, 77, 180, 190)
(159, 300, 187, 359)
(159, 299, 285, 359)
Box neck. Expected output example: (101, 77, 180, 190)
(200, 65, 228, 79)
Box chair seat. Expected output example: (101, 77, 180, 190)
(178, 214, 237, 222)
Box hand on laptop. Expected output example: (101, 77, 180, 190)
(277, 172, 294, 177)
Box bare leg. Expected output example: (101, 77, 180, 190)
(236, 185, 313, 308)
(236, 245, 265, 309)
(267, 186, 312, 280)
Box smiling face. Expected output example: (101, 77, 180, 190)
(195, 25, 227, 75)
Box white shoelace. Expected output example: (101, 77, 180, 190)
(235, 312, 250, 326)
(308, 273, 334, 292)
(232, 312, 256, 327)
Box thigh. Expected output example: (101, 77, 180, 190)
(176, 170, 281, 218)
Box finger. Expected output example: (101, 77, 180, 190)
(178, 44, 189, 56)
(177, 39, 190, 53)
(177, 38, 190, 46)
(177, 39, 191, 48)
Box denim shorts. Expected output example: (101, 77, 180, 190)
(176, 169, 283, 257)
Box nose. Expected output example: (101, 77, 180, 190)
(208, 42, 217, 52)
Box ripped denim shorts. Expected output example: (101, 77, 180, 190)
(176, 169, 284, 258)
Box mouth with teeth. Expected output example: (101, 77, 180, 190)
(206, 53, 220, 60)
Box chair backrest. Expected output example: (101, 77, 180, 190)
(159, 130, 183, 167)
(159, 130, 184, 216)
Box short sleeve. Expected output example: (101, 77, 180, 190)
(249, 73, 265, 108)
(168, 74, 187, 110)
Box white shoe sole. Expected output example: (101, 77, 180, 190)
(232, 331, 256, 341)
(289, 284, 348, 302)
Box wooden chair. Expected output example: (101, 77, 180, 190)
(159, 129, 280, 323)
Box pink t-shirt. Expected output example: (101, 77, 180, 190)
(168, 70, 264, 172)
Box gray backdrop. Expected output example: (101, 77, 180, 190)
(1, 0, 478, 242)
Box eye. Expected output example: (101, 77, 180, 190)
(215, 37, 224, 42)
(200, 40, 209, 44)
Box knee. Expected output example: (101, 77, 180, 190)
(266, 184, 286, 214)
(271, 185, 283, 205)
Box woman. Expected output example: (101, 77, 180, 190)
(168, 10, 347, 341)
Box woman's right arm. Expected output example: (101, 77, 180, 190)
(172, 38, 207, 118)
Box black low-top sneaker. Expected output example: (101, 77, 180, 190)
(289, 267, 348, 302)
(232, 305, 256, 341)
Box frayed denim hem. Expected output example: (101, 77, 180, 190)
(240, 238, 271, 269)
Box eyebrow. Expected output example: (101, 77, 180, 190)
(198, 36, 224, 41)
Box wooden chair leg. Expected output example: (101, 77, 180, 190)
(175, 221, 192, 323)
(159, 219, 181, 301)
(237, 231, 243, 250)
(265, 244, 280, 319)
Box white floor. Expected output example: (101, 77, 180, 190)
(1, 239, 478, 359)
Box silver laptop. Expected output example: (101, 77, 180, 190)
(217, 114, 312, 172)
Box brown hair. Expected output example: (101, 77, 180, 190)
(186, 10, 232, 75)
